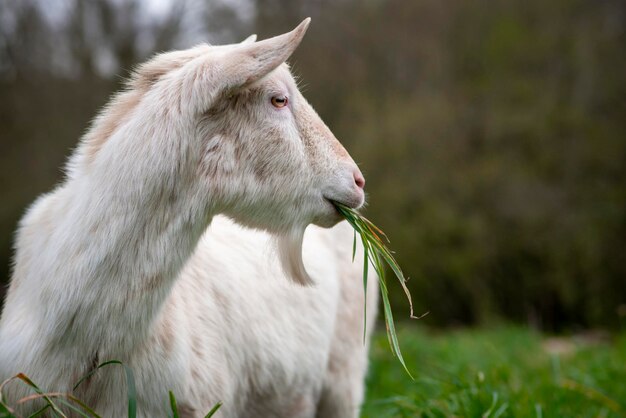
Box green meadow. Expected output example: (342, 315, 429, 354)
(363, 326, 626, 418)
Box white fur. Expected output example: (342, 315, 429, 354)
(0, 19, 377, 417)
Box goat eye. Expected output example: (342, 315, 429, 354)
(271, 95, 288, 108)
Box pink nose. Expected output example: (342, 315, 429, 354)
(354, 169, 365, 190)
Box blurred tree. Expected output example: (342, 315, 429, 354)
(1, 0, 624, 331)
(0, 0, 187, 292)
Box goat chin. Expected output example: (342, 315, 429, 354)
(275, 226, 313, 286)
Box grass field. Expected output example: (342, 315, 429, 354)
(363, 326, 626, 418)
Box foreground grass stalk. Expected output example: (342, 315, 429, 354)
(0, 374, 67, 417)
(73, 360, 136, 418)
(0, 362, 222, 418)
(334, 202, 424, 378)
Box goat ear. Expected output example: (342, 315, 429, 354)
(240, 34, 257, 44)
(179, 19, 310, 113)
(228, 18, 310, 88)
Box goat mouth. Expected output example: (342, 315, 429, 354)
(325, 197, 363, 211)
(325, 198, 353, 213)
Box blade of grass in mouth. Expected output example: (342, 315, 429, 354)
(333, 201, 427, 378)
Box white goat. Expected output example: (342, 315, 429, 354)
(0, 19, 378, 418)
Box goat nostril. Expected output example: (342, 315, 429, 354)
(354, 171, 365, 189)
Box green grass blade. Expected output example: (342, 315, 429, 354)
(352, 230, 357, 262)
(204, 402, 222, 418)
(380, 283, 413, 378)
(0, 395, 15, 418)
(64, 396, 102, 418)
(73, 360, 136, 418)
(17, 392, 101, 418)
(53, 398, 93, 418)
(9, 374, 66, 417)
(561, 378, 626, 415)
(27, 404, 50, 418)
(362, 242, 369, 344)
(333, 201, 417, 378)
(169, 391, 179, 418)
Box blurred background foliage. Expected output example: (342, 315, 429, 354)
(0, 0, 624, 331)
